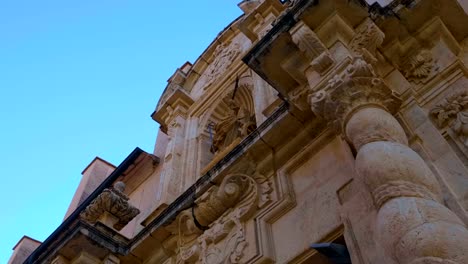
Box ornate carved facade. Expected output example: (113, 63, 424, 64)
(10, 0, 468, 264)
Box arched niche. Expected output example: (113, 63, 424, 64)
(197, 74, 257, 173)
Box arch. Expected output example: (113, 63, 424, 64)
(197, 74, 257, 173)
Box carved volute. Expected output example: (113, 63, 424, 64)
(165, 173, 271, 264)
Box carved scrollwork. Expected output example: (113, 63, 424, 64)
(168, 173, 270, 264)
(80, 182, 140, 231)
(290, 22, 326, 61)
(430, 90, 468, 146)
(309, 56, 401, 133)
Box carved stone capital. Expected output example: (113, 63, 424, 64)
(194, 174, 258, 227)
(80, 182, 140, 231)
(309, 56, 401, 133)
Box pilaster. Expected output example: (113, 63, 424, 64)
(153, 89, 194, 205)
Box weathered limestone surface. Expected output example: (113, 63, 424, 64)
(14, 1, 468, 263)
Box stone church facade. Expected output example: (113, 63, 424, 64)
(9, 0, 468, 263)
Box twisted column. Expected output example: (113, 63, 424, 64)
(310, 57, 468, 263)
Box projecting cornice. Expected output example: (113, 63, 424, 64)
(243, 0, 468, 100)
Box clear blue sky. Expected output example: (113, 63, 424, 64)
(0, 1, 242, 261)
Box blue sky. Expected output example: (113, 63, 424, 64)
(0, 1, 242, 261)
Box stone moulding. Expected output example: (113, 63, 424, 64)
(80, 182, 140, 231)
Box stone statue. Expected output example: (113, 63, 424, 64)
(210, 98, 256, 154)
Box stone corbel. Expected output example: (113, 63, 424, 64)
(52, 255, 69, 264)
(80, 182, 140, 231)
(399, 48, 438, 84)
(348, 18, 385, 65)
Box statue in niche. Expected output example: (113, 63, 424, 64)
(210, 98, 256, 154)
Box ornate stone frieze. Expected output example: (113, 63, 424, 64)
(309, 56, 401, 133)
(203, 42, 242, 89)
(80, 182, 140, 231)
(430, 90, 468, 146)
(400, 49, 438, 83)
(167, 173, 271, 264)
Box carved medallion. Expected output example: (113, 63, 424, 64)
(400, 49, 438, 83)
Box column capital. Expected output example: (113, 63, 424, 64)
(309, 56, 401, 133)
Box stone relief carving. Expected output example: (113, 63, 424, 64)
(400, 49, 438, 83)
(430, 90, 468, 146)
(166, 174, 271, 264)
(309, 56, 401, 134)
(203, 42, 242, 89)
(80, 182, 140, 230)
(290, 22, 326, 61)
(349, 18, 384, 63)
(210, 98, 256, 155)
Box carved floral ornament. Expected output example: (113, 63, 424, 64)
(166, 173, 272, 264)
(80, 182, 140, 231)
(430, 90, 468, 146)
(309, 56, 402, 133)
(400, 49, 438, 83)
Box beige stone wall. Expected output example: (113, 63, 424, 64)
(272, 137, 355, 263)
(27, 1, 468, 263)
